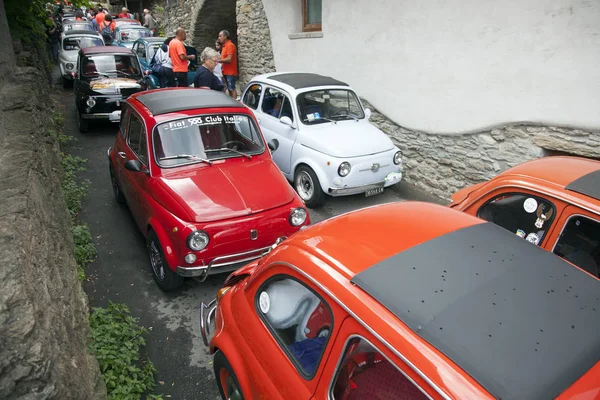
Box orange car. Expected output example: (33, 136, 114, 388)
(200, 202, 600, 399)
(450, 156, 600, 278)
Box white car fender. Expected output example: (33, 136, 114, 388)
(291, 154, 332, 193)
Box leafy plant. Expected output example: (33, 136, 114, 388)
(61, 154, 90, 217)
(73, 224, 97, 280)
(89, 302, 159, 400)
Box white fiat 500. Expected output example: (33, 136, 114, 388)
(241, 72, 403, 208)
(59, 30, 104, 88)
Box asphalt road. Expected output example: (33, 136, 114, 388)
(52, 68, 443, 400)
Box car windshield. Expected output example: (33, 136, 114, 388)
(63, 36, 103, 51)
(153, 114, 265, 167)
(120, 28, 151, 41)
(296, 89, 365, 125)
(81, 54, 142, 78)
(63, 22, 94, 32)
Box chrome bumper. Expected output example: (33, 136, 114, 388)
(176, 238, 286, 281)
(200, 298, 217, 347)
(81, 111, 121, 122)
(328, 172, 402, 196)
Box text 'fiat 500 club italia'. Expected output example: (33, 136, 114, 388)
(108, 89, 310, 291)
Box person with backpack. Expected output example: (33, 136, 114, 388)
(100, 14, 116, 45)
(150, 37, 174, 87)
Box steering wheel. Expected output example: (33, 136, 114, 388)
(222, 141, 245, 150)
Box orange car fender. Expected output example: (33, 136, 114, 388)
(146, 217, 179, 271)
(211, 325, 254, 398)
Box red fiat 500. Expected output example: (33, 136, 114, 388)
(201, 202, 600, 399)
(108, 88, 310, 291)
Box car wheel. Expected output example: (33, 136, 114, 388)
(214, 351, 245, 400)
(62, 76, 72, 89)
(147, 230, 184, 292)
(77, 111, 88, 133)
(294, 165, 325, 209)
(109, 163, 126, 204)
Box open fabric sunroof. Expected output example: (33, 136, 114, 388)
(351, 222, 600, 399)
(565, 169, 600, 201)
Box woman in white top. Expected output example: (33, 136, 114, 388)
(152, 37, 175, 87)
(214, 40, 224, 88)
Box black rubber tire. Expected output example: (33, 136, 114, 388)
(77, 111, 88, 133)
(214, 351, 245, 400)
(62, 76, 72, 89)
(109, 163, 126, 204)
(294, 165, 325, 209)
(146, 230, 184, 292)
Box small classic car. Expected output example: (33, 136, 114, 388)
(241, 73, 403, 208)
(450, 156, 600, 278)
(74, 46, 145, 132)
(114, 25, 152, 49)
(201, 201, 600, 399)
(114, 18, 142, 28)
(131, 37, 199, 89)
(59, 30, 104, 88)
(107, 88, 310, 291)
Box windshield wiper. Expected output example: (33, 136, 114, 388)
(331, 113, 359, 121)
(205, 148, 252, 160)
(105, 70, 132, 77)
(302, 116, 337, 124)
(159, 154, 212, 165)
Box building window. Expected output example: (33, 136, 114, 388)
(302, 0, 322, 32)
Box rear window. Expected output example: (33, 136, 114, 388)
(119, 28, 151, 41)
(63, 22, 94, 32)
(63, 37, 103, 51)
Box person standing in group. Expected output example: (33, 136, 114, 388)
(46, 13, 60, 62)
(218, 30, 238, 98)
(94, 6, 105, 30)
(99, 14, 116, 45)
(118, 7, 130, 18)
(193, 47, 225, 91)
(152, 37, 175, 88)
(168, 28, 195, 87)
(213, 40, 224, 89)
(143, 9, 157, 36)
(74, 9, 84, 20)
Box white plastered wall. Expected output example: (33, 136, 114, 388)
(261, 0, 600, 133)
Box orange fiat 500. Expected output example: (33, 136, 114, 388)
(450, 156, 600, 279)
(200, 202, 600, 400)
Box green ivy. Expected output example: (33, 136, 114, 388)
(73, 224, 97, 280)
(89, 302, 161, 400)
(61, 154, 90, 217)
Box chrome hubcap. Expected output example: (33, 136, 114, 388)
(149, 240, 165, 280)
(225, 376, 243, 400)
(296, 171, 314, 201)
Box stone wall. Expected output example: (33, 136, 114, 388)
(192, 0, 236, 52)
(364, 99, 600, 201)
(0, 7, 106, 399)
(0, 0, 14, 87)
(164, 0, 200, 37)
(236, 0, 275, 89)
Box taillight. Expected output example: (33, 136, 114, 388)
(216, 286, 231, 301)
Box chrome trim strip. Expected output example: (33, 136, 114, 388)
(550, 213, 600, 254)
(328, 181, 385, 195)
(200, 299, 217, 347)
(244, 261, 452, 400)
(327, 335, 432, 400)
(81, 113, 113, 119)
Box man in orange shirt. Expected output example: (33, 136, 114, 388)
(169, 28, 196, 87)
(218, 30, 238, 98)
(94, 7, 105, 27)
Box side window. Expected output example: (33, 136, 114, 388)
(331, 337, 427, 400)
(242, 83, 262, 110)
(554, 215, 600, 277)
(477, 193, 556, 246)
(119, 106, 130, 139)
(261, 88, 293, 122)
(256, 277, 333, 377)
(127, 113, 147, 164)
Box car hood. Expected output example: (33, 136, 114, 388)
(157, 159, 296, 223)
(59, 51, 78, 62)
(87, 77, 142, 94)
(300, 121, 395, 158)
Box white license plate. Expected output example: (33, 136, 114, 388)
(365, 187, 384, 197)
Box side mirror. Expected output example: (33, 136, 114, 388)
(124, 159, 147, 173)
(267, 139, 279, 152)
(280, 116, 294, 128)
(364, 108, 372, 120)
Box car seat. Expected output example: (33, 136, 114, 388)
(84, 61, 97, 75)
(262, 96, 276, 115)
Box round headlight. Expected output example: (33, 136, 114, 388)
(338, 161, 351, 177)
(86, 98, 96, 107)
(187, 230, 209, 251)
(393, 151, 402, 165)
(289, 208, 307, 227)
(66, 63, 74, 70)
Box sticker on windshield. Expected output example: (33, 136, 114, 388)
(162, 115, 246, 131)
(259, 291, 270, 314)
(526, 232, 540, 245)
(306, 112, 321, 121)
(523, 198, 537, 213)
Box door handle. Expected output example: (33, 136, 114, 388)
(118, 152, 127, 159)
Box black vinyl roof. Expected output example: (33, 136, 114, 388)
(565, 169, 600, 201)
(136, 89, 244, 115)
(351, 222, 600, 399)
(267, 73, 349, 89)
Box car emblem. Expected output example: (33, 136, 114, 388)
(250, 229, 258, 240)
(371, 163, 380, 172)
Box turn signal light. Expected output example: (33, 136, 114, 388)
(216, 286, 231, 301)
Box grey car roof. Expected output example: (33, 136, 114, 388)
(565, 169, 600, 201)
(135, 89, 244, 116)
(62, 30, 102, 37)
(351, 221, 600, 400)
(267, 73, 349, 89)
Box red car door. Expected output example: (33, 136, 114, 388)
(118, 110, 151, 232)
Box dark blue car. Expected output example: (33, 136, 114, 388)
(131, 37, 198, 89)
